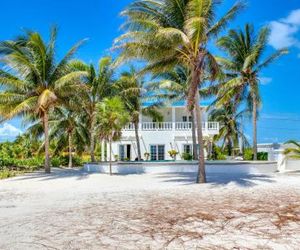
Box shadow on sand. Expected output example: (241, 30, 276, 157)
(9, 167, 276, 187)
(154, 172, 275, 187)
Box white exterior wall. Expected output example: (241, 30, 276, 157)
(110, 106, 219, 161)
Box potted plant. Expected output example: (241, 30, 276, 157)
(144, 152, 150, 161)
(168, 150, 179, 161)
(114, 155, 119, 162)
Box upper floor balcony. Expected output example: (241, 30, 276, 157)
(123, 122, 219, 133)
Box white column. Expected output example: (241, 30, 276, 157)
(139, 113, 142, 130)
(106, 141, 110, 162)
(172, 107, 176, 131)
(101, 140, 105, 162)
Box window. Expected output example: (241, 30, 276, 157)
(150, 145, 165, 161)
(182, 116, 187, 122)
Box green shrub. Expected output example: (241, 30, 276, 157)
(257, 152, 268, 161)
(181, 152, 193, 161)
(243, 148, 253, 161)
(210, 145, 227, 160)
(0, 168, 16, 179)
(51, 157, 61, 167)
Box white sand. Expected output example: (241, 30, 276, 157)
(0, 167, 300, 249)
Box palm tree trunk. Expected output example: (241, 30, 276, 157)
(90, 113, 96, 162)
(195, 91, 206, 184)
(43, 112, 51, 173)
(109, 137, 112, 175)
(68, 132, 73, 168)
(252, 94, 258, 160)
(134, 121, 142, 161)
(191, 108, 198, 160)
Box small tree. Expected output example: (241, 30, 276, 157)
(96, 97, 129, 175)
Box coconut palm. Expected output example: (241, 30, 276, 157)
(153, 65, 199, 159)
(69, 57, 115, 162)
(96, 97, 130, 175)
(114, 67, 162, 161)
(216, 24, 288, 160)
(209, 104, 249, 157)
(0, 27, 87, 173)
(49, 108, 88, 168)
(115, 0, 243, 183)
(284, 141, 300, 160)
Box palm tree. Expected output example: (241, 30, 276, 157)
(114, 67, 162, 161)
(69, 57, 115, 162)
(209, 104, 249, 157)
(284, 141, 300, 160)
(0, 27, 87, 173)
(153, 65, 198, 160)
(96, 97, 129, 175)
(114, 0, 243, 183)
(49, 108, 88, 168)
(216, 24, 288, 160)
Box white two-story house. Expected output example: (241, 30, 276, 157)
(105, 102, 219, 161)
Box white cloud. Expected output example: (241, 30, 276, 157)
(0, 123, 22, 139)
(259, 77, 272, 85)
(269, 9, 300, 50)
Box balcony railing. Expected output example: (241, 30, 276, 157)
(123, 122, 219, 131)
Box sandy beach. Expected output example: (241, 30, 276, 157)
(0, 167, 300, 249)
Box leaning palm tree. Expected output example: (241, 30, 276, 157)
(0, 27, 87, 173)
(114, 0, 244, 183)
(69, 57, 115, 162)
(114, 67, 162, 161)
(209, 104, 250, 157)
(284, 140, 300, 160)
(96, 97, 130, 175)
(216, 24, 288, 160)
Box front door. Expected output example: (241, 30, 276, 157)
(119, 144, 131, 161)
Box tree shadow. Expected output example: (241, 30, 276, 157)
(10, 168, 91, 181)
(155, 172, 275, 187)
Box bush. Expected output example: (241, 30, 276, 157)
(257, 152, 268, 161)
(243, 148, 253, 161)
(181, 152, 193, 161)
(243, 149, 268, 161)
(0, 168, 16, 179)
(210, 145, 227, 160)
(51, 155, 83, 167)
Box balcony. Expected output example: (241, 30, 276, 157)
(123, 122, 219, 132)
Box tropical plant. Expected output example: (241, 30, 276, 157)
(168, 149, 179, 160)
(216, 24, 288, 160)
(114, 66, 162, 161)
(0, 27, 87, 173)
(96, 97, 129, 175)
(115, 0, 244, 183)
(69, 57, 115, 162)
(209, 104, 250, 156)
(284, 140, 300, 159)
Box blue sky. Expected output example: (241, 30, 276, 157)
(0, 0, 299, 143)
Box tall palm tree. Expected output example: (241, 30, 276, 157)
(209, 104, 249, 156)
(96, 97, 129, 175)
(0, 27, 87, 173)
(69, 57, 115, 162)
(153, 65, 198, 159)
(114, 0, 243, 183)
(216, 24, 288, 160)
(114, 67, 162, 161)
